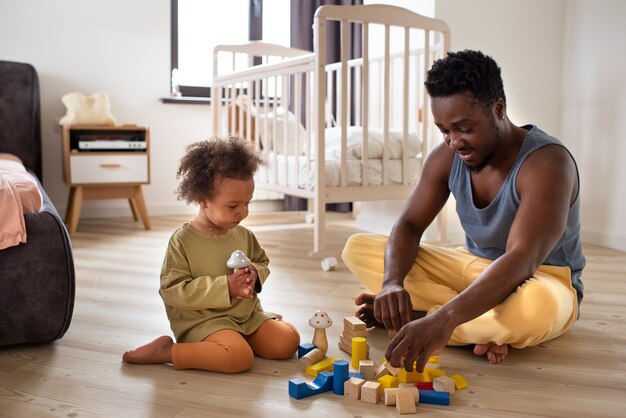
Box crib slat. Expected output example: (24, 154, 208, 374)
(402, 27, 410, 185)
(340, 18, 349, 188)
(361, 22, 370, 187)
(382, 24, 390, 186)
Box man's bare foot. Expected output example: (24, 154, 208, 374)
(354, 293, 426, 329)
(122, 336, 174, 364)
(473, 343, 509, 364)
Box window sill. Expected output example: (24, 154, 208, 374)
(160, 96, 211, 105)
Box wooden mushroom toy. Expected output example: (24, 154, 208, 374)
(308, 310, 333, 355)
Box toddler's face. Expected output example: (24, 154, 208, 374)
(201, 177, 254, 230)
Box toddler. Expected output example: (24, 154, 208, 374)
(123, 137, 300, 373)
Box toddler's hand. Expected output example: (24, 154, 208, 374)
(227, 267, 255, 299)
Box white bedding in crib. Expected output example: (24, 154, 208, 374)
(257, 153, 422, 189)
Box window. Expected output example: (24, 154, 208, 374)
(171, 0, 291, 98)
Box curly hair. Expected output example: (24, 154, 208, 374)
(176, 137, 264, 204)
(425, 50, 506, 110)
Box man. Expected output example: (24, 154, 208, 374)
(341, 50, 585, 371)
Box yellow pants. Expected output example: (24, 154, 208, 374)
(341, 233, 579, 348)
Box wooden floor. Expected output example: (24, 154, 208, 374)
(1, 212, 625, 417)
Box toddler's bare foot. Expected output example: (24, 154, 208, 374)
(122, 335, 174, 364)
(473, 342, 509, 364)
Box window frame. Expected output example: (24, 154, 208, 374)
(170, 0, 263, 98)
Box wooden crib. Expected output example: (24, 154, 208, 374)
(211, 4, 450, 255)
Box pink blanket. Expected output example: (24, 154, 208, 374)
(0, 154, 43, 250)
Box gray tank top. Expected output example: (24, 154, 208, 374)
(448, 125, 585, 306)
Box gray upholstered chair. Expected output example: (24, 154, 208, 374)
(0, 60, 75, 347)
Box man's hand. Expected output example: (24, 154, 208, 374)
(227, 267, 256, 299)
(385, 311, 453, 372)
(374, 284, 413, 332)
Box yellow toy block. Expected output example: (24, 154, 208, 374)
(451, 374, 469, 390)
(397, 368, 420, 383)
(377, 374, 399, 389)
(306, 356, 342, 377)
(428, 355, 439, 364)
(425, 367, 446, 380)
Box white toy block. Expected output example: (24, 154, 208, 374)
(321, 256, 337, 271)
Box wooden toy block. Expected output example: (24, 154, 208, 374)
(359, 359, 376, 380)
(418, 389, 450, 406)
(343, 327, 368, 339)
(299, 347, 325, 370)
(396, 389, 417, 414)
(433, 375, 456, 395)
(383, 360, 402, 376)
(288, 371, 334, 399)
(450, 374, 469, 390)
(297, 343, 316, 359)
(425, 362, 440, 369)
(397, 368, 420, 383)
(384, 388, 399, 406)
(425, 367, 445, 380)
(344, 377, 365, 400)
(360, 381, 381, 404)
(306, 356, 341, 377)
(339, 336, 370, 355)
(344, 316, 367, 332)
(415, 381, 434, 391)
(333, 359, 349, 395)
(351, 337, 367, 369)
(377, 374, 399, 389)
(374, 363, 390, 379)
(338, 340, 351, 354)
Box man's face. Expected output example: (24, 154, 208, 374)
(431, 93, 502, 173)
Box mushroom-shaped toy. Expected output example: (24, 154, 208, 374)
(227, 250, 252, 296)
(227, 250, 251, 269)
(308, 310, 333, 355)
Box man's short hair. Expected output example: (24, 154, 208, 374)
(425, 50, 506, 109)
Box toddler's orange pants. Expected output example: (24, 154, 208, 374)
(171, 319, 300, 373)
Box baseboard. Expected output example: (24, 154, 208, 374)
(60, 200, 284, 220)
(582, 229, 626, 252)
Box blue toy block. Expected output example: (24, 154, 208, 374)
(333, 360, 349, 395)
(297, 343, 316, 359)
(418, 389, 450, 406)
(289, 371, 334, 399)
(349, 371, 364, 379)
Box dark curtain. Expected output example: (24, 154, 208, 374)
(285, 0, 363, 212)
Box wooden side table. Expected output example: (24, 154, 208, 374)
(62, 124, 151, 234)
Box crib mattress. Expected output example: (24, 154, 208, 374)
(257, 153, 422, 189)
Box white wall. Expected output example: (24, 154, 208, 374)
(561, 0, 626, 251)
(0, 0, 209, 218)
(1, 0, 624, 250)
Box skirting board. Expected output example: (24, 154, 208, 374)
(582, 229, 626, 253)
(61, 200, 284, 220)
